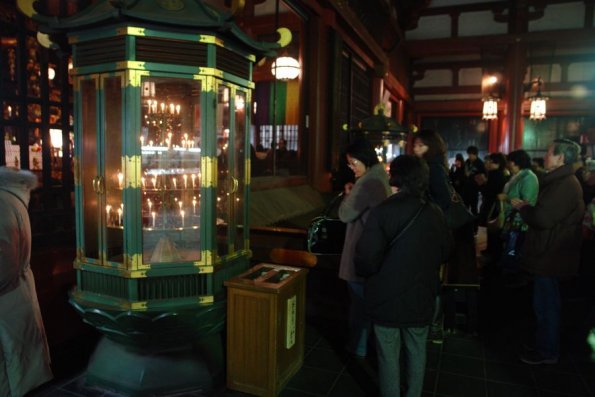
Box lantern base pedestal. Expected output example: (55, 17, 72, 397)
(86, 336, 223, 396)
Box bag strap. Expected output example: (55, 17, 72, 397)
(389, 202, 426, 247)
(323, 192, 345, 216)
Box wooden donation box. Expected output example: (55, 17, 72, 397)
(225, 264, 308, 396)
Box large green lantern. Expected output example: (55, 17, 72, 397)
(22, 0, 287, 394)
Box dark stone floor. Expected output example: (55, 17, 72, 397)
(28, 229, 595, 397)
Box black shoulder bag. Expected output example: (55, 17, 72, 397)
(307, 193, 347, 255)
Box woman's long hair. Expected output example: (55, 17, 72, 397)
(416, 129, 448, 169)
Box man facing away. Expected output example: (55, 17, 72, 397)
(354, 155, 452, 397)
(512, 139, 584, 365)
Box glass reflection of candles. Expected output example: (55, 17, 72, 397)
(160, 102, 165, 112)
(147, 199, 152, 212)
(117, 172, 124, 189)
(149, 140, 154, 147)
(180, 210, 185, 227)
(151, 176, 157, 189)
(178, 201, 183, 211)
(141, 176, 145, 188)
(151, 211, 156, 228)
(169, 103, 175, 114)
(176, 104, 181, 115)
(117, 208, 122, 226)
(191, 174, 196, 188)
(172, 177, 177, 190)
(192, 197, 197, 214)
(183, 174, 188, 189)
(140, 135, 144, 146)
(106, 205, 112, 224)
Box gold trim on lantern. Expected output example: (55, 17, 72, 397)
(201, 156, 217, 188)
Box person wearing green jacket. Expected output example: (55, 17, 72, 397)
(496, 150, 539, 275)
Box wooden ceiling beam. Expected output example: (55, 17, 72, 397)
(405, 28, 595, 58)
(417, 0, 588, 17)
(413, 53, 595, 71)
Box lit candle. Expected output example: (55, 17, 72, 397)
(176, 104, 181, 115)
(151, 211, 156, 228)
(191, 174, 196, 188)
(180, 210, 185, 227)
(117, 208, 122, 226)
(178, 201, 183, 211)
(117, 172, 124, 189)
(165, 138, 170, 148)
(183, 174, 188, 189)
(160, 102, 165, 113)
(140, 135, 145, 146)
(149, 140, 154, 147)
(152, 100, 157, 113)
(106, 205, 112, 224)
(151, 177, 157, 189)
(172, 177, 177, 190)
(183, 133, 188, 141)
(147, 199, 152, 212)
(192, 197, 197, 214)
(169, 103, 175, 114)
(146, 100, 151, 113)
(181, 139, 186, 148)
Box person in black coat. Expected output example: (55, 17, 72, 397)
(413, 130, 479, 337)
(478, 152, 508, 227)
(449, 153, 467, 195)
(355, 155, 452, 397)
(463, 145, 487, 227)
(477, 152, 509, 261)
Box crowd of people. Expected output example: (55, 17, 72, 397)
(336, 133, 594, 397)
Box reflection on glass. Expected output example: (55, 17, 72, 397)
(3, 126, 21, 168)
(1, 36, 18, 95)
(26, 36, 41, 98)
(28, 127, 41, 171)
(81, 79, 99, 260)
(103, 77, 124, 263)
(234, 91, 246, 251)
(3, 101, 19, 120)
(50, 105, 61, 125)
(27, 103, 41, 123)
(140, 77, 202, 263)
(216, 85, 231, 257)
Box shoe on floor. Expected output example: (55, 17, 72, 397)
(428, 326, 444, 344)
(519, 350, 558, 365)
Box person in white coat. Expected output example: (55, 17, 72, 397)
(0, 167, 52, 396)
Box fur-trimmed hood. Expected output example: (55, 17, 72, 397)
(0, 167, 38, 206)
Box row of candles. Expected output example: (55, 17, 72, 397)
(106, 196, 199, 228)
(145, 100, 181, 115)
(116, 171, 201, 190)
(140, 133, 197, 149)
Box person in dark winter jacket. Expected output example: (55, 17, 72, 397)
(463, 145, 486, 222)
(413, 130, 479, 343)
(513, 139, 584, 365)
(449, 153, 467, 195)
(355, 155, 452, 397)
